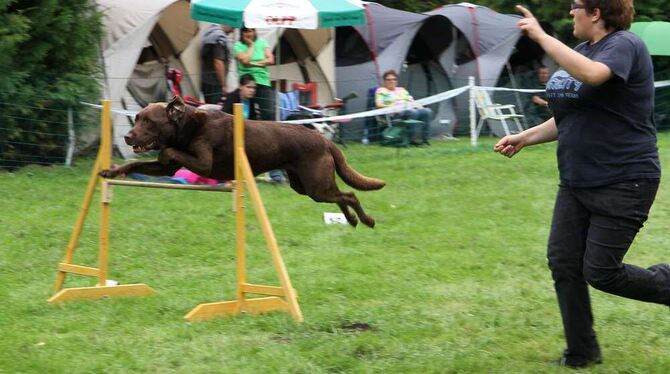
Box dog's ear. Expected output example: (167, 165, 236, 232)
(166, 96, 186, 125)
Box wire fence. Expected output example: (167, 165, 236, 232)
(2, 71, 670, 170)
(0, 100, 101, 169)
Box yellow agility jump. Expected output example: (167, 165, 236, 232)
(49, 101, 303, 323)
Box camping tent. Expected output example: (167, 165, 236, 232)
(258, 28, 337, 107)
(97, 0, 337, 157)
(336, 2, 523, 139)
(97, 0, 201, 158)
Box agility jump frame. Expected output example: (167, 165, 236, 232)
(49, 101, 303, 322)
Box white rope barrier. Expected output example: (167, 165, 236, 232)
(80, 80, 670, 125)
(80, 101, 137, 117)
(478, 86, 544, 94)
(283, 85, 471, 125)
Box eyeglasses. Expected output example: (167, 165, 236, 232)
(570, 2, 586, 10)
(384, 78, 397, 81)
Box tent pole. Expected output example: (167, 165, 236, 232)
(469, 76, 477, 146)
(276, 29, 282, 121)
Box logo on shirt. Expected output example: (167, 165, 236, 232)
(546, 70, 583, 99)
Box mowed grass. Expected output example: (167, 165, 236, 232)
(1, 134, 669, 373)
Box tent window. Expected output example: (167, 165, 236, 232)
(454, 34, 475, 65)
(276, 35, 298, 65)
(406, 17, 453, 64)
(336, 27, 373, 66)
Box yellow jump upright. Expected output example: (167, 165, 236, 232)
(49, 101, 302, 323)
(48, 100, 154, 303)
(185, 103, 303, 322)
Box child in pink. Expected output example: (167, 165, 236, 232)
(172, 168, 220, 186)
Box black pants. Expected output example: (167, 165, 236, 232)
(547, 179, 670, 363)
(202, 82, 223, 105)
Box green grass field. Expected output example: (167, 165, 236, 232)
(1, 135, 669, 373)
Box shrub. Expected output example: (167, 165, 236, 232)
(0, 0, 102, 169)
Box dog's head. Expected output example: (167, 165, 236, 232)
(124, 96, 201, 153)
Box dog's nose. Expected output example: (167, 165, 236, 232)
(124, 131, 135, 145)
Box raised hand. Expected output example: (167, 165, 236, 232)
(516, 5, 547, 42)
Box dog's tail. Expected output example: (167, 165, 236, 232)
(329, 143, 385, 191)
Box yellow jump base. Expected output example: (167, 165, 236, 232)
(48, 284, 155, 304)
(50, 101, 302, 322)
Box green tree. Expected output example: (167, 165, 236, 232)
(0, 0, 102, 169)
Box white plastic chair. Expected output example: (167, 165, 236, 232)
(472, 87, 524, 137)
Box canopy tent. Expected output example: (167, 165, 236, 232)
(97, 0, 201, 158)
(97, 0, 339, 158)
(630, 21, 670, 56)
(190, 0, 364, 110)
(191, 0, 365, 29)
(336, 2, 523, 138)
(257, 28, 337, 106)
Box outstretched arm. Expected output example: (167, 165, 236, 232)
(494, 117, 557, 158)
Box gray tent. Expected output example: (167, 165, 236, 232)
(336, 2, 522, 140)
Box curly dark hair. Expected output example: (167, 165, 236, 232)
(581, 0, 635, 30)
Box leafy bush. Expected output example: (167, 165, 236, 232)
(0, 0, 102, 169)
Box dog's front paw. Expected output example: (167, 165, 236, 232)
(99, 164, 125, 178)
(99, 169, 118, 178)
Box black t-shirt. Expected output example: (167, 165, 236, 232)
(201, 27, 230, 87)
(546, 31, 660, 187)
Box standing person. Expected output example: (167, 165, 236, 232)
(222, 74, 261, 120)
(233, 27, 275, 120)
(494, 1, 669, 368)
(375, 69, 432, 145)
(201, 24, 233, 104)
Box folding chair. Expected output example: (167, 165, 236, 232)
(292, 82, 319, 109)
(367, 87, 422, 147)
(472, 87, 524, 137)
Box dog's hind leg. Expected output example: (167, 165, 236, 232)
(297, 164, 375, 228)
(312, 190, 374, 228)
(285, 170, 306, 195)
(339, 191, 375, 228)
(336, 201, 358, 227)
(288, 169, 362, 226)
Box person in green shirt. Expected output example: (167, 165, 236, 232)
(233, 27, 275, 120)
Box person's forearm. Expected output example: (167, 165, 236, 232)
(250, 50, 274, 66)
(522, 117, 557, 146)
(213, 60, 226, 90)
(532, 95, 547, 105)
(237, 44, 255, 64)
(535, 34, 611, 86)
(252, 59, 272, 67)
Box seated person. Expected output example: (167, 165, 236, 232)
(525, 65, 552, 125)
(375, 69, 432, 145)
(222, 73, 261, 120)
(223, 73, 286, 184)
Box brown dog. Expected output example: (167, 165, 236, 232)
(100, 96, 385, 227)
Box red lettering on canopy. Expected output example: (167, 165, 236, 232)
(265, 15, 297, 26)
